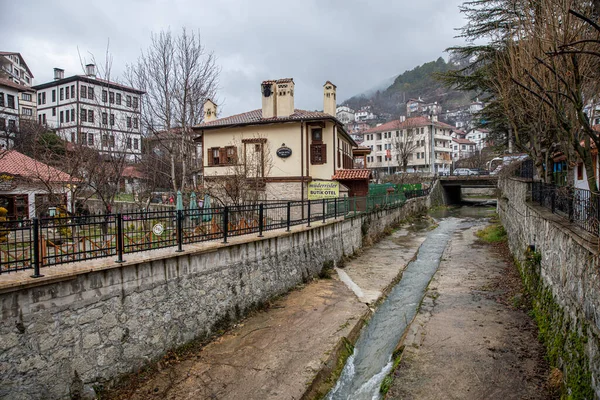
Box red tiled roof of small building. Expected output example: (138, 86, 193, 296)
(121, 165, 145, 179)
(452, 138, 476, 145)
(332, 169, 372, 180)
(0, 150, 75, 182)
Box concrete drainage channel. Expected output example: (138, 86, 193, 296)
(307, 218, 463, 400)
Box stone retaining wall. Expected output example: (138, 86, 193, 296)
(498, 178, 600, 398)
(0, 197, 427, 400)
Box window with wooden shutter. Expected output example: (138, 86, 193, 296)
(225, 146, 237, 164)
(208, 147, 219, 166)
(310, 143, 327, 165)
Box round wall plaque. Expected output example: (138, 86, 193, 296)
(276, 147, 292, 158)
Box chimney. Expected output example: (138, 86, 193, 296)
(203, 99, 218, 122)
(275, 78, 294, 118)
(400, 116, 406, 122)
(53, 68, 64, 81)
(323, 81, 336, 116)
(261, 80, 277, 118)
(85, 64, 96, 77)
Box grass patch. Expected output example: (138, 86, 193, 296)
(475, 224, 507, 243)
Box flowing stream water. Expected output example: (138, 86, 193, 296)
(326, 211, 486, 400)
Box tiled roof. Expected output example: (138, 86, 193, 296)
(363, 116, 455, 134)
(453, 138, 476, 145)
(262, 78, 293, 85)
(0, 78, 34, 92)
(0, 150, 74, 183)
(146, 127, 198, 141)
(332, 169, 372, 180)
(121, 165, 145, 179)
(195, 109, 341, 129)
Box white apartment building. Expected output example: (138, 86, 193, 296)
(355, 110, 377, 122)
(362, 116, 453, 175)
(33, 65, 144, 161)
(466, 128, 490, 151)
(469, 99, 484, 114)
(0, 52, 34, 87)
(452, 138, 476, 161)
(336, 106, 355, 124)
(0, 78, 36, 148)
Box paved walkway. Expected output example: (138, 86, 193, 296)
(386, 223, 554, 399)
(106, 223, 430, 400)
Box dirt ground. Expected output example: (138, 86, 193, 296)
(386, 223, 557, 400)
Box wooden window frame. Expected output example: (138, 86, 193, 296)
(207, 146, 238, 166)
(310, 143, 327, 165)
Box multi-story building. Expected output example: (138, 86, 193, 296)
(406, 97, 442, 117)
(336, 106, 355, 124)
(466, 128, 490, 151)
(452, 138, 477, 161)
(355, 107, 377, 122)
(0, 52, 34, 87)
(0, 78, 36, 148)
(194, 79, 369, 201)
(469, 98, 484, 114)
(362, 116, 453, 175)
(33, 65, 144, 161)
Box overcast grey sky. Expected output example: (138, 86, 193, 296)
(3, 0, 467, 116)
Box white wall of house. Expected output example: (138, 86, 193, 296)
(573, 157, 599, 191)
(466, 128, 489, 150)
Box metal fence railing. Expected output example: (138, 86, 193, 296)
(514, 159, 534, 179)
(0, 191, 430, 276)
(531, 181, 599, 236)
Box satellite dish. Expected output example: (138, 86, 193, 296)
(262, 84, 272, 98)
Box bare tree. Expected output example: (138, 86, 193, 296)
(391, 118, 419, 172)
(125, 28, 219, 193)
(205, 135, 274, 206)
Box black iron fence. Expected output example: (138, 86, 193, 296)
(0, 191, 430, 276)
(531, 181, 599, 236)
(514, 159, 534, 179)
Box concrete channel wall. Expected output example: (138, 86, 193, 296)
(0, 194, 430, 400)
(498, 178, 600, 398)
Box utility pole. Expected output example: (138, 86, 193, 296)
(430, 113, 436, 175)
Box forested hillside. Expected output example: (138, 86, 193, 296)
(343, 57, 472, 117)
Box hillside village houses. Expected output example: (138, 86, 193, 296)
(336, 106, 355, 124)
(32, 65, 144, 162)
(466, 127, 490, 150)
(194, 79, 372, 201)
(362, 115, 453, 176)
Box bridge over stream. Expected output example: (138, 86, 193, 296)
(439, 175, 498, 204)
